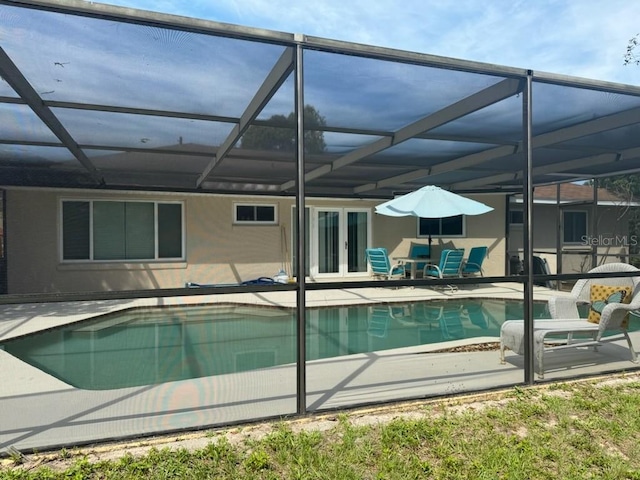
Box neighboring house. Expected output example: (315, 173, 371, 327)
(508, 183, 639, 275)
(4, 187, 507, 294)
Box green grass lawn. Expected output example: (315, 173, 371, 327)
(4, 375, 640, 479)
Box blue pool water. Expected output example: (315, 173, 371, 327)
(1, 298, 551, 390)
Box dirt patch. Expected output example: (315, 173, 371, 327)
(429, 342, 502, 353)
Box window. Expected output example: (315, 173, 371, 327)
(563, 210, 587, 244)
(62, 200, 183, 261)
(509, 209, 524, 226)
(234, 203, 277, 224)
(418, 215, 464, 237)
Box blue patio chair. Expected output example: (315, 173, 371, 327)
(423, 249, 465, 291)
(411, 302, 443, 326)
(461, 246, 488, 277)
(365, 248, 405, 280)
(440, 305, 465, 340)
(368, 306, 391, 337)
(406, 243, 431, 278)
(464, 301, 489, 329)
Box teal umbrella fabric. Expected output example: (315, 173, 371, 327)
(375, 185, 494, 218)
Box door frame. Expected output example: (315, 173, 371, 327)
(309, 206, 371, 279)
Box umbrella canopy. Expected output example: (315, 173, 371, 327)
(375, 185, 494, 218)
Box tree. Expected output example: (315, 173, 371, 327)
(241, 105, 326, 154)
(598, 36, 640, 264)
(598, 176, 640, 203)
(594, 176, 640, 228)
(624, 33, 639, 66)
(592, 176, 640, 264)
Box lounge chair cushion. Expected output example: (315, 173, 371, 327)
(588, 284, 632, 326)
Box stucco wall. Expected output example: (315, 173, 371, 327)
(6, 188, 508, 294)
(7, 189, 294, 294)
(7, 189, 59, 292)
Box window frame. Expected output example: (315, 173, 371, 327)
(562, 209, 588, 245)
(417, 215, 465, 238)
(59, 198, 185, 263)
(233, 203, 278, 225)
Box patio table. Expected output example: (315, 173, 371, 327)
(394, 257, 430, 280)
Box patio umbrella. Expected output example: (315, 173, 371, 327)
(375, 185, 494, 247)
(375, 185, 493, 218)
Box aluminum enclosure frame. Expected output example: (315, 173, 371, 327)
(1, 0, 640, 424)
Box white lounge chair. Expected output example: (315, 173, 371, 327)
(500, 263, 640, 378)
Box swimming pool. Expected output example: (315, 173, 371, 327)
(1, 298, 551, 390)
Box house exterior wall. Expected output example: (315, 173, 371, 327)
(6, 188, 507, 294)
(7, 188, 295, 294)
(508, 203, 632, 275)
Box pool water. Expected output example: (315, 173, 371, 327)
(1, 298, 551, 390)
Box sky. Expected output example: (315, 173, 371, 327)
(99, 0, 640, 86)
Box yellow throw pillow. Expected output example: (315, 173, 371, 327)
(588, 284, 632, 326)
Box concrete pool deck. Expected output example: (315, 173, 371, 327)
(2, 283, 640, 455)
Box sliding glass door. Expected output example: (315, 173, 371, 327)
(312, 208, 370, 278)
